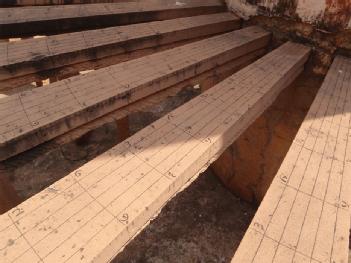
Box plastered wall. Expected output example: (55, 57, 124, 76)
(226, 0, 351, 75)
(226, 0, 351, 31)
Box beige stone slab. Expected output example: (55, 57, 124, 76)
(296, 196, 324, 258)
(273, 245, 294, 263)
(0, 42, 309, 263)
(0, 26, 271, 161)
(312, 203, 337, 262)
(293, 253, 312, 263)
(233, 55, 351, 263)
(0, 0, 225, 37)
(265, 186, 297, 241)
(0, 13, 240, 81)
(231, 228, 263, 262)
(280, 191, 310, 249)
(0, 0, 136, 6)
(331, 208, 350, 262)
(252, 237, 278, 263)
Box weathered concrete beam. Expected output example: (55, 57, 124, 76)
(0, 0, 226, 37)
(0, 26, 271, 161)
(0, 0, 135, 6)
(3, 47, 266, 201)
(0, 41, 310, 263)
(0, 13, 240, 83)
(233, 55, 351, 263)
(211, 69, 321, 204)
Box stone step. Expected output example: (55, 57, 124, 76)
(1, 0, 134, 6)
(0, 0, 226, 37)
(0, 26, 271, 161)
(0, 41, 310, 263)
(0, 13, 240, 82)
(233, 55, 351, 263)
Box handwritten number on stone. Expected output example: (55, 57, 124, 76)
(167, 113, 174, 120)
(168, 172, 176, 178)
(253, 222, 265, 232)
(119, 213, 129, 225)
(205, 137, 211, 143)
(12, 208, 24, 217)
(341, 201, 349, 208)
(280, 174, 288, 184)
(75, 170, 82, 177)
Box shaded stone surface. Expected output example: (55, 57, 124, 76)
(211, 69, 323, 204)
(114, 170, 256, 263)
(1, 86, 199, 200)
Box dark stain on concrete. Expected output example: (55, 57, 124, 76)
(211, 69, 323, 204)
(241, 0, 350, 32)
(245, 15, 351, 74)
(246, 0, 260, 5)
(272, 0, 298, 17)
(323, 0, 351, 31)
(249, 0, 298, 18)
(113, 170, 256, 263)
(7, 239, 14, 247)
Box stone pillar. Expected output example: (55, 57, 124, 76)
(211, 71, 321, 205)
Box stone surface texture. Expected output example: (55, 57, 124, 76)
(0, 42, 309, 263)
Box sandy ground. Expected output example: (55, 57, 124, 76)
(113, 170, 256, 263)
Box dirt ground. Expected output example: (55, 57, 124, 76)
(113, 170, 256, 263)
(114, 69, 351, 262)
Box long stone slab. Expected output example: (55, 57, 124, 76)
(0, 0, 225, 37)
(0, 26, 271, 161)
(232, 55, 351, 263)
(0, 0, 134, 6)
(2, 47, 267, 201)
(0, 41, 310, 263)
(0, 13, 240, 82)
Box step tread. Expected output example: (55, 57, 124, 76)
(233, 55, 351, 263)
(0, 0, 223, 24)
(0, 13, 240, 80)
(1, 0, 135, 6)
(0, 41, 310, 263)
(0, 26, 270, 161)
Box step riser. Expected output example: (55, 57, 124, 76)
(1, 0, 135, 6)
(0, 14, 240, 82)
(0, 27, 271, 161)
(3, 48, 266, 202)
(0, 42, 310, 263)
(98, 60, 306, 263)
(0, 35, 209, 91)
(233, 55, 350, 263)
(0, 1, 226, 37)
